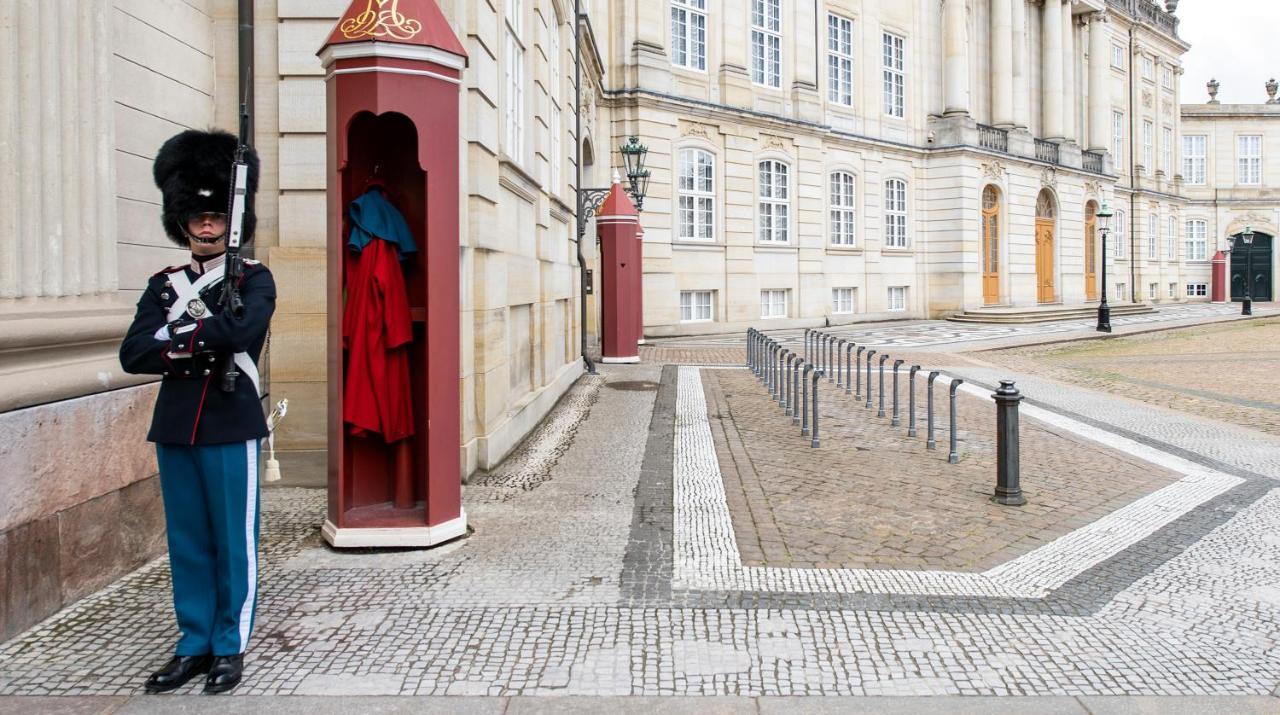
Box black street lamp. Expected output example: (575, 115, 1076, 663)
(1231, 225, 1256, 315)
(1096, 202, 1113, 333)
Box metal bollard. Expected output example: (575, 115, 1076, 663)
(776, 349, 791, 404)
(855, 346, 866, 399)
(833, 339, 845, 386)
(810, 369, 823, 448)
(792, 357, 802, 425)
(877, 353, 889, 418)
(747, 329, 754, 372)
(827, 337, 835, 382)
(766, 341, 776, 392)
(907, 365, 921, 437)
(891, 359, 904, 426)
(746, 329, 752, 370)
(991, 380, 1026, 505)
(823, 334, 832, 375)
(845, 342, 856, 395)
(803, 328, 810, 361)
(801, 363, 814, 436)
(785, 354, 801, 415)
(948, 379, 964, 464)
(864, 350, 876, 408)
(926, 371, 941, 449)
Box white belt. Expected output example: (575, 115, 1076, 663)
(166, 268, 261, 396)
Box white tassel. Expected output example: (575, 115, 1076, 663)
(263, 399, 289, 484)
(263, 457, 282, 483)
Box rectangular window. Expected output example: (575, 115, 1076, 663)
(1168, 282, 1177, 298)
(1117, 282, 1128, 300)
(1114, 210, 1127, 258)
(1185, 219, 1207, 261)
(679, 290, 713, 322)
(1186, 283, 1208, 297)
(1143, 120, 1153, 174)
(829, 171, 857, 246)
(887, 286, 908, 311)
(1112, 111, 1125, 160)
(1167, 216, 1176, 260)
(1148, 282, 1158, 300)
(884, 178, 908, 248)
(827, 14, 854, 106)
(1238, 135, 1262, 184)
(758, 160, 790, 243)
(671, 0, 707, 71)
(882, 32, 905, 118)
(832, 287, 855, 314)
(547, 21, 561, 192)
(751, 0, 782, 87)
(678, 149, 716, 241)
(1183, 135, 1207, 184)
(1142, 56, 1154, 80)
(1111, 44, 1125, 69)
(504, 31, 524, 161)
(1162, 126, 1173, 174)
(1148, 212, 1159, 259)
(1162, 68, 1173, 90)
(760, 289, 788, 319)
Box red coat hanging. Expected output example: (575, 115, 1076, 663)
(342, 190, 417, 442)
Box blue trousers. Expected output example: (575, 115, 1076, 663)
(156, 440, 261, 657)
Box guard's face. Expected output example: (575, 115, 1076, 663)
(187, 212, 227, 254)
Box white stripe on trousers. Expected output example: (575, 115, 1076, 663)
(237, 439, 259, 651)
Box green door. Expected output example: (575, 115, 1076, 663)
(1231, 233, 1273, 302)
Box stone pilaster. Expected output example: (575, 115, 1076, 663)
(1088, 11, 1111, 153)
(991, 0, 1014, 128)
(1061, 1, 1076, 143)
(1041, 0, 1064, 141)
(1011, 0, 1030, 130)
(943, 0, 970, 116)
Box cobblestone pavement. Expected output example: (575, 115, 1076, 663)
(3, 312, 1280, 705)
(982, 317, 1280, 437)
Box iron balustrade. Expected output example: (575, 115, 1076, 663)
(977, 124, 1009, 152)
(1082, 150, 1105, 174)
(1035, 139, 1060, 165)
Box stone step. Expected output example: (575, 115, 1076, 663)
(946, 303, 1157, 324)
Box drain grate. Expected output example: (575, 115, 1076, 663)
(607, 380, 660, 392)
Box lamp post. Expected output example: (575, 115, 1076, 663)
(619, 136, 651, 211)
(1096, 202, 1113, 333)
(1233, 225, 1255, 315)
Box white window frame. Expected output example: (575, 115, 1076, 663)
(884, 178, 908, 248)
(1238, 135, 1262, 185)
(760, 289, 788, 319)
(1111, 43, 1125, 70)
(1166, 215, 1176, 260)
(1162, 68, 1173, 89)
(1186, 283, 1207, 297)
(679, 290, 713, 322)
(832, 287, 855, 314)
(829, 171, 857, 246)
(827, 13, 854, 106)
(1148, 212, 1159, 259)
(1114, 210, 1127, 258)
(671, 0, 708, 71)
(1183, 135, 1207, 185)
(1185, 219, 1207, 261)
(1148, 282, 1158, 300)
(887, 286, 908, 312)
(1161, 126, 1173, 174)
(1168, 282, 1177, 298)
(882, 32, 905, 118)
(1117, 282, 1127, 300)
(750, 0, 782, 88)
(1112, 111, 1124, 160)
(1142, 120, 1153, 174)
(757, 159, 791, 244)
(1141, 55, 1154, 81)
(677, 148, 716, 242)
(503, 6, 525, 163)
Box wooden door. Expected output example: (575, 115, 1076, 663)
(1036, 218, 1055, 303)
(981, 187, 1000, 305)
(1084, 211, 1098, 300)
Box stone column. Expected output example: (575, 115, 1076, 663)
(943, 0, 970, 116)
(1012, 0, 1030, 130)
(0, 0, 115, 300)
(1061, 1, 1076, 143)
(1041, 0, 1064, 141)
(1088, 11, 1110, 153)
(991, 0, 1014, 128)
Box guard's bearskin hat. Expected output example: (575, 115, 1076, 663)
(153, 129, 259, 248)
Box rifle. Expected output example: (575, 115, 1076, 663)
(221, 83, 252, 393)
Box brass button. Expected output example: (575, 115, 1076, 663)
(197, 341, 205, 348)
(203, 369, 211, 375)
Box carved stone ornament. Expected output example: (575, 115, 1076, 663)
(1084, 180, 1101, 198)
(1040, 167, 1057, 188)
(981, 160, 1008, 182)
(682, 122, 712, 140)
(1267, 78, 1279, 104)
(761, 134, 787, 151)
(1207, 78, 1220, 104)
(1142, 90, 1153, 109)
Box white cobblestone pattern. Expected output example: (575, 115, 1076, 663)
(673, 367, 1242, 598)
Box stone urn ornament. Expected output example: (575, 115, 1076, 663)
(1267, 78, 1279, 104)
(1207, 78, 1220, 104)
(1165, 0, 1178, 12)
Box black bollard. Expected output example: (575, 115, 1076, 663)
(784, 354, 798, 415)
(991, 380, 1026, 505)
(810, 369, 823, 448)
(948, 378, 964, 464)
(801, 363, 814, 436)
(855, 346, 866, 400)
(776, 349, 791, 404)
(845, 342, 856, 395)
(877, 353, 889, 418)
(827, 337, 835, 382)
(792, 358, 802, 426)
(926, 371, 941, 449)
(864, 350, 876, 408)
(891, 359, 904, 426)
(907, 365, 921, 437)
(834, 339, 846, 387)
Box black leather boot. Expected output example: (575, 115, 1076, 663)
(204, 654, 244, 694)
(144, 655, 212, 693)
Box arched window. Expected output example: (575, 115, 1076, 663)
(829, 171, 856, 246)
(884, 178, 908, 247)
(677, 148, 715, 241)
(1084, 200, 1097, 278)
(983, 186, 1000, 276)
(758, 160, 790, 243)
(1114, 209, 1127, 258)
(1036, 189, 1056, 219)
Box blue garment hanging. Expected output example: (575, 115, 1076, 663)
(347, 188, 417, 258)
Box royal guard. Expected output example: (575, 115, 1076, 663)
(119, 127, 275, 694)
